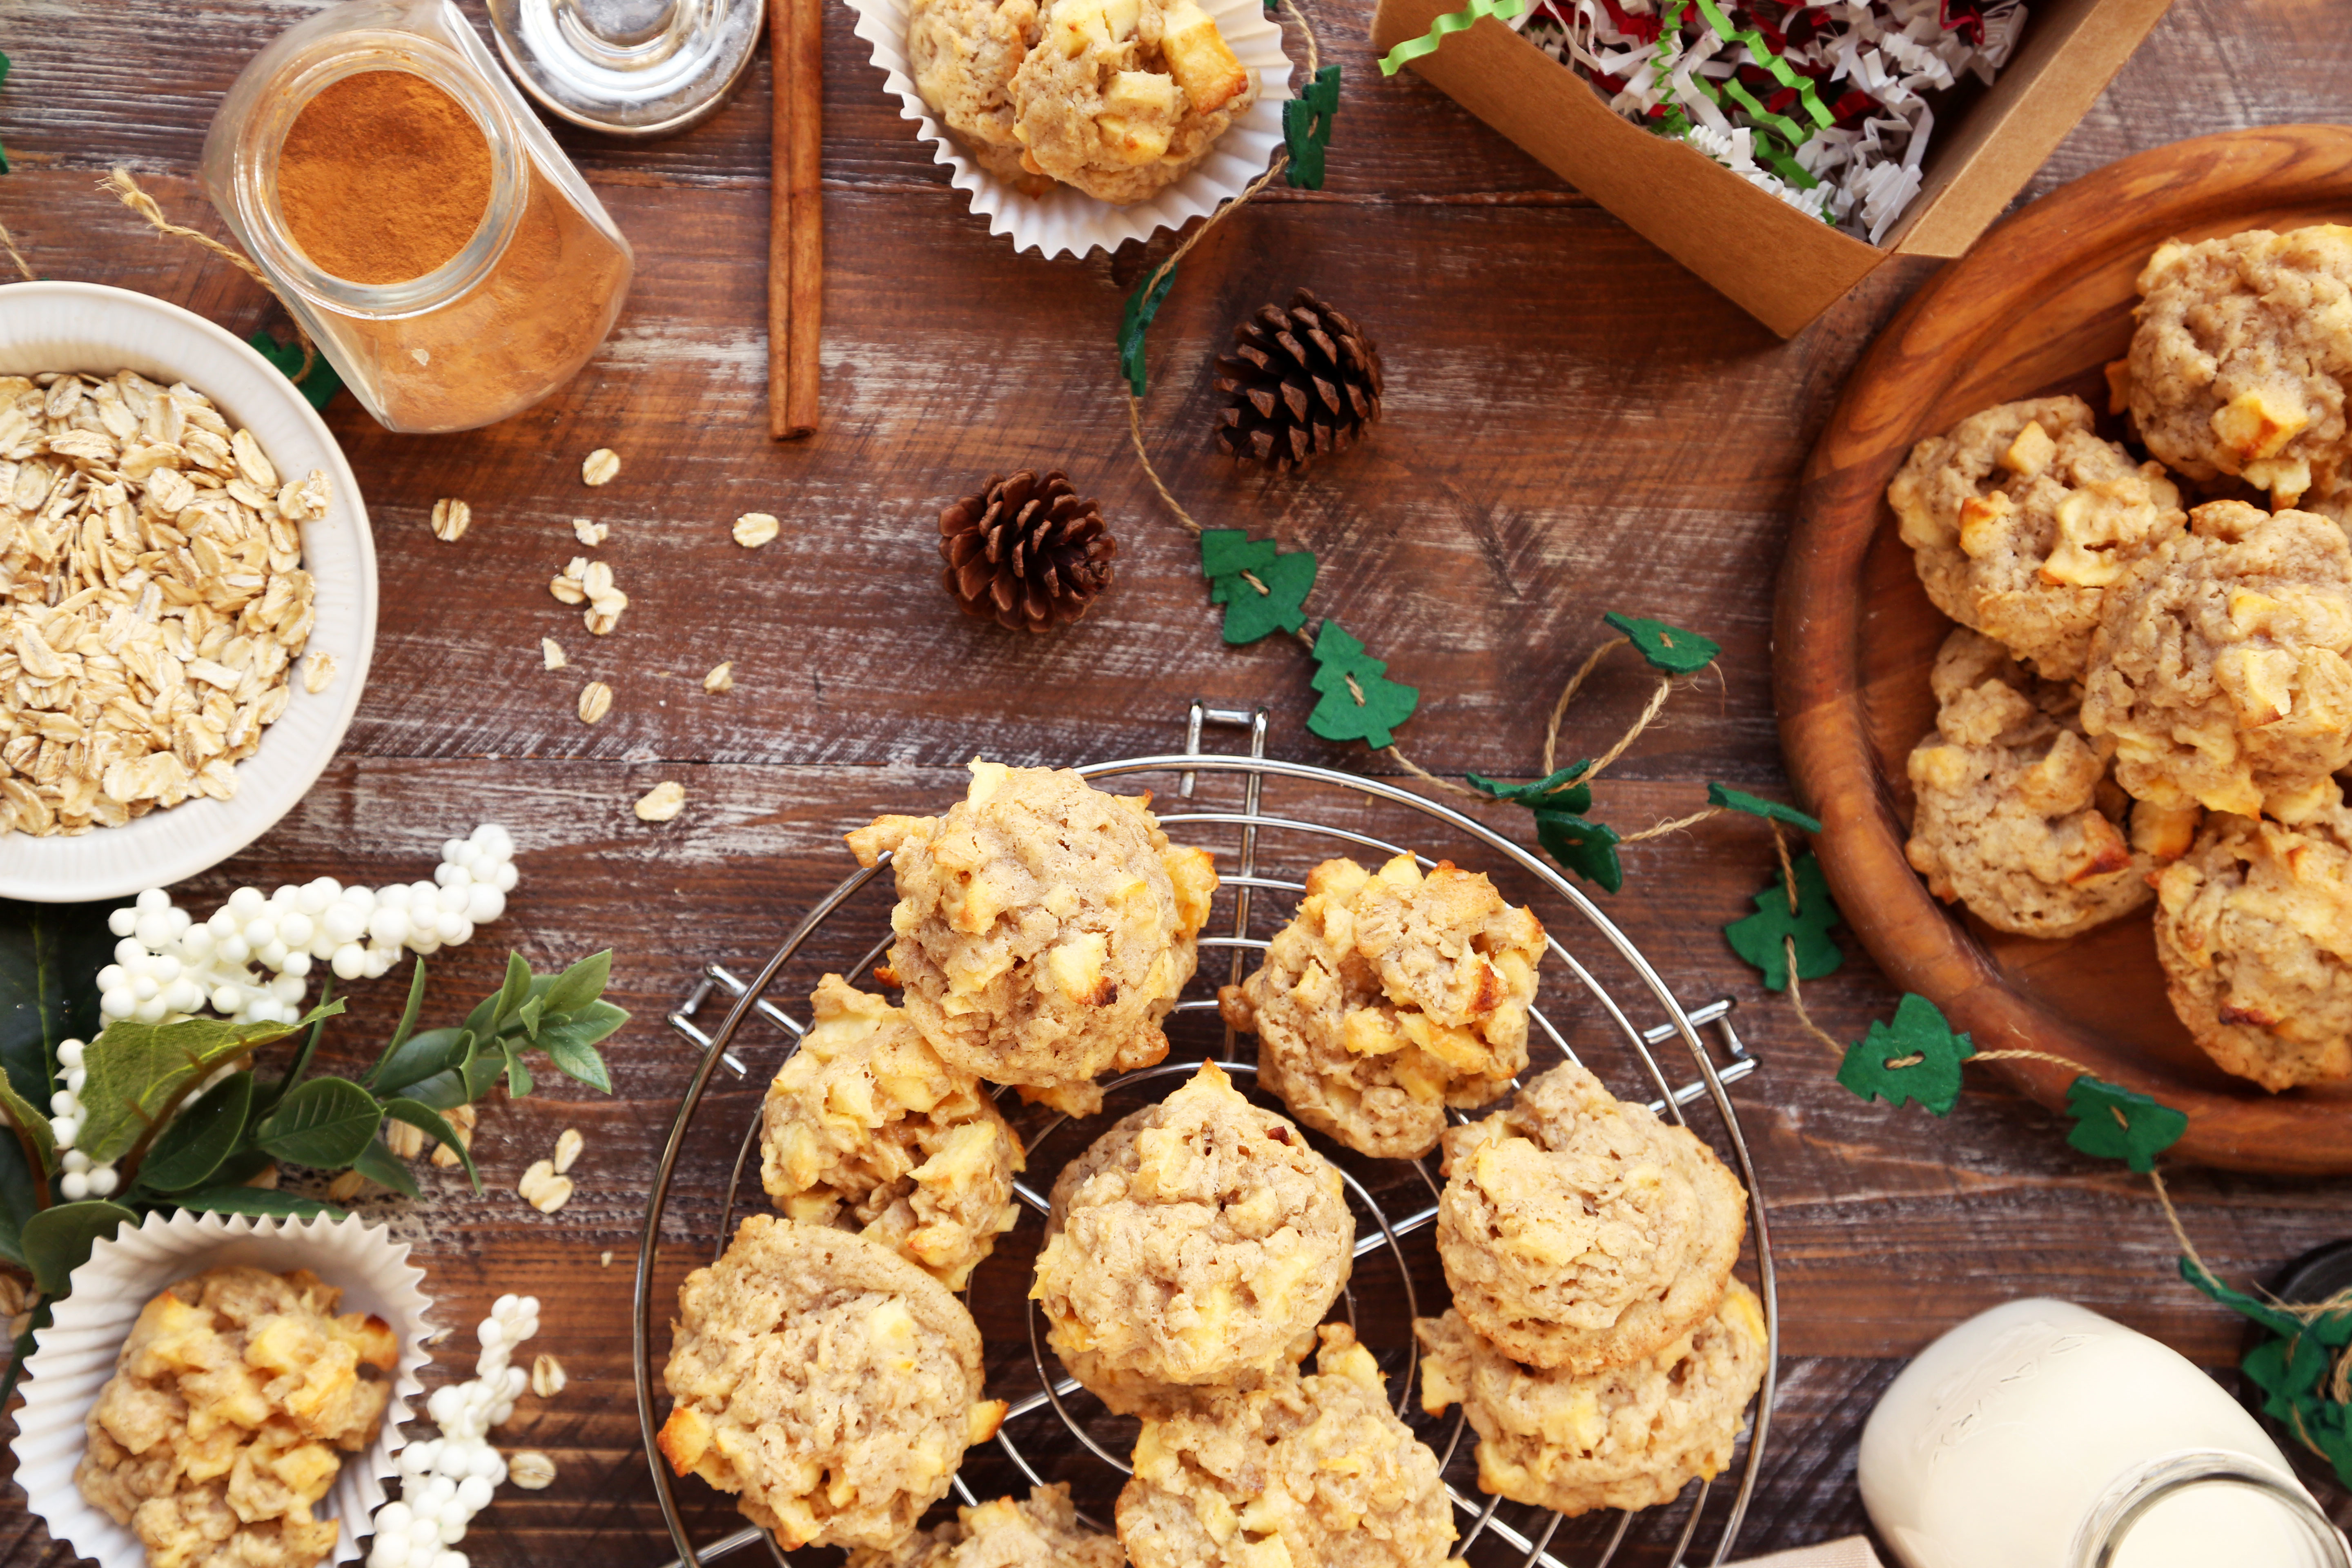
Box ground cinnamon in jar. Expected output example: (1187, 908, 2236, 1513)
(277, 69, 491, 284)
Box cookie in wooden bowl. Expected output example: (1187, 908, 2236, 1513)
(2081, 499, 2352, 817)
(2153, 777, 2352, 1092)
(1904, 627, 2167, 939)
(2127, 225, 2352, 509)
(1888, 394, 2187, 681)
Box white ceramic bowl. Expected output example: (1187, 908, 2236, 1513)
(0, 281, 375, 902)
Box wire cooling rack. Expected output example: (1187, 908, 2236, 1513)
(633, 704, 1779, 1568)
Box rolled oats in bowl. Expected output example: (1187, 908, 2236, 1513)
(0, 369, 327, 837)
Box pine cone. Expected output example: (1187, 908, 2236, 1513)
(1214, 289, 1384, 470)
(937, 470, 1118, 633)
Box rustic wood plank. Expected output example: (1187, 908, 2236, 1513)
(8, 0, 2352, 1561)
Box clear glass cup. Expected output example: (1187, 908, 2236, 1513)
(201, 0, 634, 434)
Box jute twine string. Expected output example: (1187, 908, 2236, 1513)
(0, 218, 33, 284)
(100, 170, 318, 382)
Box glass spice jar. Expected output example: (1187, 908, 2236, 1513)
(200, 0, 634, 434)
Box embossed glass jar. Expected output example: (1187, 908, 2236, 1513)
(201, 0, 633, 433)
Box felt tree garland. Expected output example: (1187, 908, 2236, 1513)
(0, 51, 12, 175)
(2186, 1262, 2352, 1489)
(1282, 65, 1343, 189)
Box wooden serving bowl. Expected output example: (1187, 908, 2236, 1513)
(1778, 125, 2352, 1175)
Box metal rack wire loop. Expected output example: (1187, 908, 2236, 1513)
(634, 704, 1779, 1568)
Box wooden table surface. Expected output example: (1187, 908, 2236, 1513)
(5, 0, 2352, 1562)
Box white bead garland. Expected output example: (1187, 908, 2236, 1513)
(366, 1294, 543, 1568)
(96, 824, 519, 1028)
(47, 826, 522, 1199)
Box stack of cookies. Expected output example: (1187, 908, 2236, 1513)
(1408, 1062, 1767, 1517)
(1890, 225, 2352, 1093)
(661, 760, 1221, 1560)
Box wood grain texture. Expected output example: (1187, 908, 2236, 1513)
(5, 0, 2352, 1561)
(1779, 125, 2352, 1174)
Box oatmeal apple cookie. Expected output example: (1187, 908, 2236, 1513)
(1886, 396, 2187, 681)
(1905, 628, 2161, 938)
(849, 1483, 1124, 1568)
(909, 0, 1045, 178)
(75, 1266, 398, 1568)
(2129, 226, 2352, 508)
(2153, 780, 2352, 1091)
(1007, 0, 1254, 206)
(848, 760, 1219, 1116)
(1116, 1324, 1454, 1568)
(760, 973, 1025, 1291)
(1435, 1061, 1746, 1375)
(2081, 500, 2352, 816)
(1220, 853, 1545, 1160)
(1415, 1280, 1768, 1517)
(659, 1217, 1008, 1552)
(1033, 1060, 1352, 1415)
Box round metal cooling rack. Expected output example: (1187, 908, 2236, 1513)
(633, 704, 1780, 1568)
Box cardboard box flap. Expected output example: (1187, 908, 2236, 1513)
(1890, 0, 2178, 258)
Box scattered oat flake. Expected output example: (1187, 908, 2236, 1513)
(510, 1451, 558, 1490)
(552, 1127, 583, 1174)
(532, 1353, 568, 1398)
(302, 653, 338, 694)
(518, 1158, 572, 1213)
(573, 517, 607, 546)
(430, 497, 471, 542)
(581, 448, 620, 486)
(541, 638, 568, 670)
(703, 662, 734, 693)
(600, 1250, 613, 1267)
(577, 681, 613, 724)
(635, 780, 685, 822)
(733, 511, 780, 548)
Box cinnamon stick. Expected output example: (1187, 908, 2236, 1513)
(769, 0, 823, 439)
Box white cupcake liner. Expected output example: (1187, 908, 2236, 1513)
(14, 1210, 434, 1568)
(848, 0, 1295, 257)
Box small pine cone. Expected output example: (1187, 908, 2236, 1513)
(1214, 289, 1384, 470)
(937, 470, 1118, 633)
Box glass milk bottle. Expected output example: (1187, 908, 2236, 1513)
(1860, 1298, 2349, 1568)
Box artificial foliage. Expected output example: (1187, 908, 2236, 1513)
(2187, 1260, 2352, 1489)
(1282, 65, 1343, 188)
(1120, 261, 1181, 396)
(1604, 612, 1721, 675)
(1537, 813, 1623, 894)
(1706, 782, 1821, 833)
(1200, 528, 1317, 644)
(1835, 991, 1974, 1115)
(1723, 849, 1842, 990)
(0, 899, 626, 1396)
(1306, 620, 1418, 748)
(0, 52, 13, 175)
(1469, 766, 1594, 815)
(247, 329, 345, 412)
(2062, 1074, 2189, 1173)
